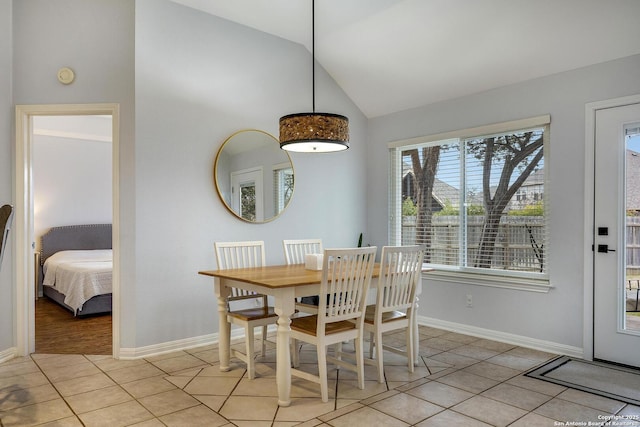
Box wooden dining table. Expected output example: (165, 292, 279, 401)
(199, 263, 427, 407)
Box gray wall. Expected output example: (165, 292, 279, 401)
(133, 0, 367, 347)
(367, 54, 640, 348)
(4, 0, 640, 356)
(10, 0, 135, 350)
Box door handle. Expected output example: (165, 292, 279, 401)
(597, 244, 616, 253)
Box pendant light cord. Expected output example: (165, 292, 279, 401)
(312, 0, 316, 113)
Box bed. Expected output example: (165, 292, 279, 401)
(39, 224, 112, 316)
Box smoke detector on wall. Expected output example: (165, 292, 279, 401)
(57, 67, 75, 85)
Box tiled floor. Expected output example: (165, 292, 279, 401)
(1, 326, 639, 426)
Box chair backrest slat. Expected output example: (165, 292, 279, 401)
(215, 241, 266, 300)
(283, 239, 323, 264)
(377, 245, 425, 315)
(317, 247, 377, 327)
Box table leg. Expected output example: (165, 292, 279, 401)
(214, 278, 231, 372)
(274, 289, 295, 407)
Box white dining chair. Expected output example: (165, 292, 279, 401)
(214, 240, 277, 379)
(289, 246, 377, 402)
(283, 238, 323, 314)
(363, 245, 425, 383)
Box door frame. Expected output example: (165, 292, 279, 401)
(14, 103, 120, 357)
(583, 93, 640, 361)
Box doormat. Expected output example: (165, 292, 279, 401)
(525, 356, 640, 406)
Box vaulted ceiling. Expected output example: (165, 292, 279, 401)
(170, 0, 640, 118)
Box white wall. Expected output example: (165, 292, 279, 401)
(367, 54, 640, 349)
(33, 116, 112, 245)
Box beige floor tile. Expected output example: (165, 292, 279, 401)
(33, 354, 89, 370)
(471, 339, 517, 352)
(0, 371, 50, 391)
(438, 332, 481, 344)
(534, 398, 605, 423)
(164, 375, 192, 389)
(503, 346, 556, 362)
(159, 404, 229, 427)
(406, 380, 475, 407)
(91, 357, 148, 373)
(422, 337, 464, 351)
(232, 377, 279, 396)
(127, 419, 166, 427)
(183, 375, 241, 395)
(427, 351, 480, 368)
(414, 409, 492, 426)
(78, 400, 154, 427)
(324, 406, 409, 427)
(149, 353, 209, 373)
(0, 360, 41, 379)
(509, 412, 561, 427)
(556, 388, 626, 413)
(383, 364, 431, 382)
(506, 375, 567, 396)
(192, 394, 227, 412)
(436, 370, 499, 394)
(485, 353, 544, 371)
(106, 363, 165, 384)
(137, 388, 200, 417)
(196, 364, 246, 378)
(274, 397, 336, 422)
(0, 398, 74, 427)
(0, 383, 60, 411)
(337, 379, 388, 401)
(37, 416, 84, 426)
(449, 344, 502, 360)
(64, 384, 132, 414)
(236, 422, 276, 427)
(53, 372, 116, 397)
(41, 361, 102, 383)
(480, 382, 552, 411)
(219, 395, 279, 421)
(120, 375, 177, 398)
(462, 360, 522, 382)
(189, 348, 219, 364)
(369, 392, 444, 424)
(452, 395, 528, 427)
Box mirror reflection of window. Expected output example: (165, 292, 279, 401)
(214, 130, 294, 223)
(274, 165, 294, 216)
(240, 182, 257, 221)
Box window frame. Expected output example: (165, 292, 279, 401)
(388, 115, 552, 292)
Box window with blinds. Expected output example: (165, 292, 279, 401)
(389, 116, 549, 279)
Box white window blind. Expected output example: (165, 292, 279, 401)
(389, 116, 550, 280)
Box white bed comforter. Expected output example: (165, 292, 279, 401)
(43, 249, 112, 314)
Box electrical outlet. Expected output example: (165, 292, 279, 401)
(466, 294, 473, 307)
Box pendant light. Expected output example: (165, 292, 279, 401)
(279, 0, 349, 152)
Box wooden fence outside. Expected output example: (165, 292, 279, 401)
(402, 216, 640, 273)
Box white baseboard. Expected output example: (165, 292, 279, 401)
(418, 316, 584, 359)
(116, 319, 582, 361)
(0, 347, 17, 364)
(118, 327, 254, 360)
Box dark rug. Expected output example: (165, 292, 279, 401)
(525, 356, 640, 406)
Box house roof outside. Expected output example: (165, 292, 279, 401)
(628, 149, 640, 212)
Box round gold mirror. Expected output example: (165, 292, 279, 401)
(214, 130, 294, 223)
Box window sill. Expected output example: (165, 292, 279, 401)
(421, 269, 552, 293)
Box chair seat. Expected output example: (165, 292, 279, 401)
(290, 315, 356, 336)
(363, 305, 407, 324)
(228, 306, 277, 322)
